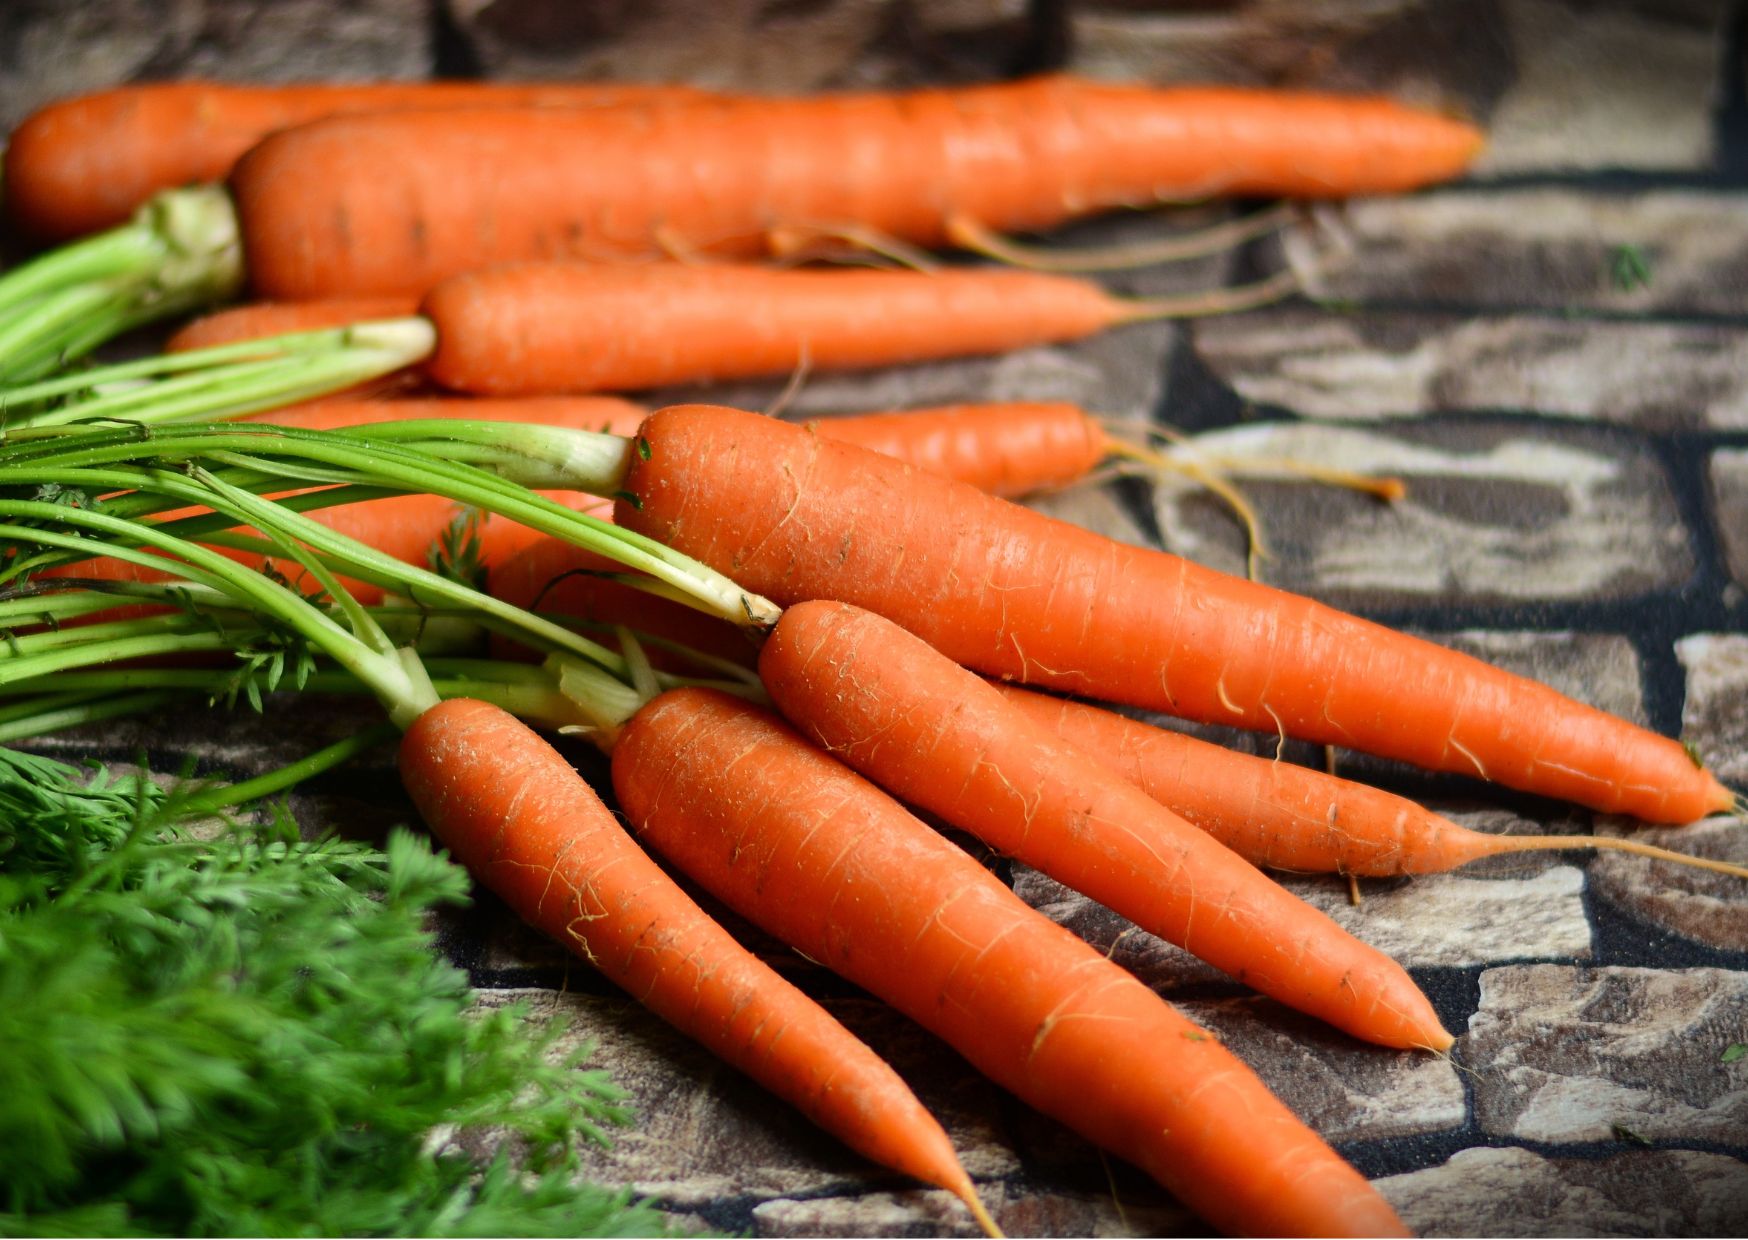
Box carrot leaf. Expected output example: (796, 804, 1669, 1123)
(0, 749, 676, 1237)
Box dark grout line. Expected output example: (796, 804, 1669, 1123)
(1716, 0, 1748, 180)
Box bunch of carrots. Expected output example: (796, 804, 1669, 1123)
(1, 70, 1739, 1240)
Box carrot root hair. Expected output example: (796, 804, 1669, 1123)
(765, 222, 943, 273)
(944, 203, 1297, 273)
(1500, 833, 1748, 880)
(1114, 265, 1304, 321)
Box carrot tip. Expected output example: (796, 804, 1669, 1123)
(957, 1183, 1004, 1239)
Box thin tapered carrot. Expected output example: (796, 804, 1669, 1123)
(612, 686, 1409, 1239)
(800, 402, 1109, 498)
(759, 599, 1449, 1051)
(994, 682, 1748, 880)
(230, 75, 1482, 298)
(419, 261, 1293, 395)
(4, 79, 712, 242)
(401, 697, 997, 1234)
(612, 405, 1733, 824)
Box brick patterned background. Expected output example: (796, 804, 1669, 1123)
(10, 1, 1748, 1234)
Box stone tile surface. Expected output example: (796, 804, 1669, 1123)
(1013, 862, 1590, 977)
(1148, 420, 1694, 607)
(1070, 0, 1726, 175)
(442, 0, 1034, 91)
(1713, 451, 1748, 592)
(1193, 309, 1748, 429)
(1288, 190, 1748, 316)
(1178, 996, 1467, 1144)
(1678, 635, 1748, 788)
(1381, 1146, 1748, 1238)
(0, 0, 431, 129)
(1589, 815, 1748, 953)
(1464, 965, 1748, 1145)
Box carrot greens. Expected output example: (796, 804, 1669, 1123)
(0, 743, 673, 1237)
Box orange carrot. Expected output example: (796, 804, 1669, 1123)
(613, 686, 1409, 1239)
(166, 297, 422, 354)
(4, 79, 711, 242)
(996, 683, 1748, 879)
(799, 402, 1109, 498)
(398, 697, 995, 1232)
(759, 599, 1449, 1050)
(613, 405, 1733, 824)
(230, 75, 1482, 298)
(418, 261, 1280, 395)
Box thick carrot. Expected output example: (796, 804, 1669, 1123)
(398, 696, 994, 1231)
(759, 599, 1448, 1050)
(4, 79, 710, 242)
(418, 262, 1276, 395)
(996, 683, 1748, 880)
(166, 297, 422, 354)
(230, 75, 1482, 298)
(613, 405, 1732, 824)
(612, 686, 1409, 1238)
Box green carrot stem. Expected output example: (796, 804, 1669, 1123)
(0, 501, 432, 722)
(0, 319, 434, 428)
(176, 722, 401, 815)
(0, 689, 188, 743)
(0, 186, 244, 382)
(0, 425, 776, 628)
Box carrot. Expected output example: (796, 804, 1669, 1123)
(4, 79, 711, 242)
(612, 405, 1733, 824)
(800, 402, 1110, 499)
(400, 697, 996, 1233)
(996, 683, 1748, 880)
(166, 297, 422, 354)
(418, 261, 1291, 395)
(612, 685, 1409, 1238)
(229, 75, 1482, 298)
(758, 599, 1448, 1050)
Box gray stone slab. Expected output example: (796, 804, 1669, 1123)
(1149, 420, 1693, 608)
(471, 988, 1021, 1206)
(1713, 451, 1748, 591)
(1464, 964, 1748, 1145)
(0, 0, 431, 131)
(1589, 815, 1748, 953)
(1380, 1145, 1748, 1238)
(753, 1183, 1196, 1239)
(1469, 0, 1723, 175)
(1071, 0, 1724, 176)
(1013, 860, 1589, 977)
(1066, 1, 1489, 111)
(1288, 190, 1748, 316)
(442, 0, 1032, 92)
(1677, 634, 1748, 788)
(1193, 309, 1748, 430)
(1178, 996, 1466, 1144)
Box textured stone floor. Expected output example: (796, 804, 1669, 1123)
(11, 0, 1748, 1235)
